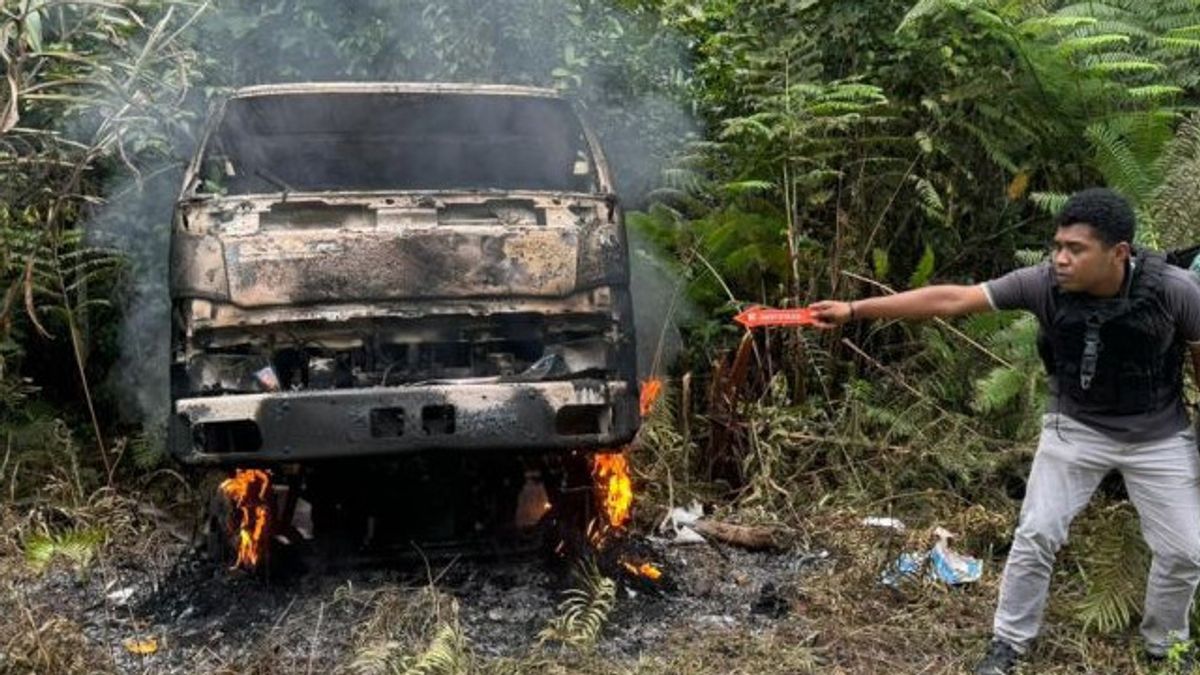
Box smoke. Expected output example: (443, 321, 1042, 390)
(629, 230, 696, 379)
(77, 0, 698, 423)
(86, 171, 182, 426)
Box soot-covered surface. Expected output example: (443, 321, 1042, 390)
(8, 525, 830, 673)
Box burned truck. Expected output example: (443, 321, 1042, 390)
(169, 83, 639, 554)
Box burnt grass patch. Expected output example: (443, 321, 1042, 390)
(2, 516, 833, 674)
(2, 502, 1159, 674)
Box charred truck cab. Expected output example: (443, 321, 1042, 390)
(170, 84, 638, 498)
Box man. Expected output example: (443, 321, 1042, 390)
(810, 188, 1200, 674)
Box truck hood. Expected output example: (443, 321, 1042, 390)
(171, 192, 625, 308)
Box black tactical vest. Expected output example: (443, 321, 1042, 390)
(1036, 251, 1183, 416)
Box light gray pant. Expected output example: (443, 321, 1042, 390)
(994, 413, 1200, 654)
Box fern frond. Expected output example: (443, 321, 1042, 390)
(1153, 36, 1200, 52)
(1081, 54, 1164, 75)
(1014, 248, 1048, 266)
(1057, 33, 1130, 56)
(1086, 121, 1157, 204)
(537, 559, 616, 651)
(347, 640, 405, 675)
(1164, 24, 1200, 38)
(403, 623, 470, 675)
(972, 366, 1030, 413)
(721, 180, 776, 195)
(24, 528, 105, 573)
(1124, 84, 1184, 100)
(908, 245, 937, 289)
(1018, 15, 1098, 36)
(1030, 191, 1069, 215)
(1074, 505, 1149, 634)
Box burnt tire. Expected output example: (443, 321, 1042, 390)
(542, 451, 596, 555)
(203, 478, 273, 574)
(204, 485, 237, 567)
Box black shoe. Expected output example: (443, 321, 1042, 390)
(975, 639, 1022, 675)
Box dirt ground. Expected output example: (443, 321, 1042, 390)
(2, 511, 830, 674)
(0, 494, 1172, 674)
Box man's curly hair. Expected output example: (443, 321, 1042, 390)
(1055, 187, 1136, 246)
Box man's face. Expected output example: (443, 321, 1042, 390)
(1052, 223, 1129, 295)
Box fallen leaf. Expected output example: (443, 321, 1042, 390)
(123, 636, 158, 655)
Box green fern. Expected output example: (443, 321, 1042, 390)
(130, 425, 166, 470)
(1014, 248, 1049, 267)
(347, 615, 473, 675)
(973, 367, 1029, 414)
(537, 559, 616, 651)
(348, 641, 406, 675)
(1030, 190, 1070, 215)
(1087, 121, 1157, 203)
(402, 623, 472, 675)
(1056, 33, 1131, 56)
(1152, 113, 1200, 249)
(1074, 504, 1150, 634)
(24, 528, 106, 573)
(872, 248, 891, 279)
(1125, 84, 1185, 100)
(912, 177, 946, 223)
(1018, 15, 1099, 35)
(908, 245, 937, 289)
(633, 378, 695, 502)
(898, 0, 980, 32)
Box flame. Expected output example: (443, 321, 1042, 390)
(621, 560, 662, 580)
(578, 378, 669, 584)
(591, 451, 633, 532)
(639, 378, 663, 417)
(585, 379, 663, 541)
(219, 469, 271, 570)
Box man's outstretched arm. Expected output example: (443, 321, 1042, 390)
(809, 284, 993, 329)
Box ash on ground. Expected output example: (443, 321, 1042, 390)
(5, 524, 830, 673)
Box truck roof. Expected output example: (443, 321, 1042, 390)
(228, 82, 563, 100)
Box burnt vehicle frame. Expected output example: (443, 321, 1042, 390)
(168, 83, 639, 554)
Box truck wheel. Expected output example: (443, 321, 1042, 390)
(204, 485, 237, 567)
(204, 477, 273, 573)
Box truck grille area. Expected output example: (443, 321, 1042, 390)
(180, 314, 624, 397)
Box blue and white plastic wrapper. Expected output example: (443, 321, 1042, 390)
(930, 539, 982, 584)
(880, 527, 983, 587)
(880, 552, 926, 588)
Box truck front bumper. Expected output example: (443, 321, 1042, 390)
(171, 379, 638, 466)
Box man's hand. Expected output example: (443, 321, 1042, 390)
(809, 300, 853, 329)
(807, 285, 992, 327)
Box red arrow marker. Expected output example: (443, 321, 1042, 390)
(734, 306, 817, 329)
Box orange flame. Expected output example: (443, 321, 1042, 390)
(640, 378, 663, 417)
(219, 469, 271, 570)
(622, 560, 663, 580)
(592, 452, 633, 532)
(587, 379, 663, 539)
(583, 379, 666, 557)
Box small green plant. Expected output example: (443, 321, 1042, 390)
(1073, 504, 1150, 634)
(537, 559, 616, 651)
(1153, 639, 1200, 675)
(345, 591, 475, 675)
(24, 528, 106, 574)
(971, 313, 1045, 438)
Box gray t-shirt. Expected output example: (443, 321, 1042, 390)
(983, 260, 1200, 443)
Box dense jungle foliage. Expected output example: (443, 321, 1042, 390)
(4, 0, 1200, 661)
